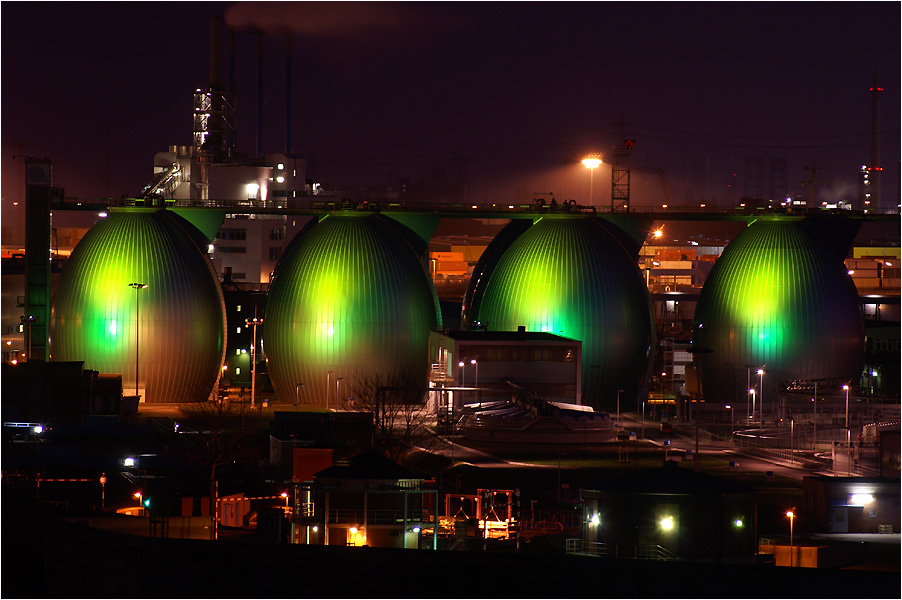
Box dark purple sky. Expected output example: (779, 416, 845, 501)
(3, 2, 900, 214)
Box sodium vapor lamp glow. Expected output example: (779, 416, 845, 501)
(581, 154, 602, 206)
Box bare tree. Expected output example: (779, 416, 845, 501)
(349, 369, 430, 462)
(172, 399, 264, 537)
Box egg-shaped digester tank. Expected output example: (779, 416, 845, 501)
(692, 218, 864, 407)
(50, 208, 226, 403)
(462, 215, 654, 410)
(263, 213, 442, 406)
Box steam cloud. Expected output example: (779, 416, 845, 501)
(225, 1, 452, 40)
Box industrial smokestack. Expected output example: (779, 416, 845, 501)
(869, 73, 882, 209)
(257, 30, 264, 158)
(285, 33, 292, 156)
(229, 27, 236, 95)
(210, 17, 224, 91)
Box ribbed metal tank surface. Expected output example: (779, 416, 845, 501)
(50, 208, 226, 403)
(462, 215, 654, 410)
(692, 218, 864, 406)
(263, 214, 441, 405)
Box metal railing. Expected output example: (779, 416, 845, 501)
(566, 539, 614, 557)
(327, 508, 432, 525)
(565, 539, 679, 560)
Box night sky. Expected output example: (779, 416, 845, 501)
(2, 2, 900, 216)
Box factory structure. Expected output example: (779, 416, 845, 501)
(2, 19, 899, 445)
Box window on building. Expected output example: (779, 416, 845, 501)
(216, 228, 247, 241)
(269, 228, 284, 241)
(269, 246, 282, 261)
(217, 246, 246, 253)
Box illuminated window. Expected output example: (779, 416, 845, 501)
(235, 368, 240, 375)
(237, 305, 242, 312)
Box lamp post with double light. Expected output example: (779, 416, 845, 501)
(128, 283, 148, 399)
(245, 314, 263, 407)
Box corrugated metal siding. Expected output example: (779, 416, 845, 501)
(462, 216, 654, 409)
(263, 214, 441, 405)
(49, 208, 226, 403)
(692, 219, 864, 404)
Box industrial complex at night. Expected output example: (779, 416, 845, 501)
(2, 5, 900, 599)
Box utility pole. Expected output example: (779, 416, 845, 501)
(245, 310, 263, 407)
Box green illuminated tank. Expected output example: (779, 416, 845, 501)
(263, 214, 441, 405)
(462, 215, 654, 409)
(50, 208, 226, 403)
(692, 218, 864, 407)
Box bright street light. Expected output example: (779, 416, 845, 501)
(842, 384, 850, 430)
(786, 510, 795, 567)
(748, 388, 755, 423)
(581, 154, 602, 206)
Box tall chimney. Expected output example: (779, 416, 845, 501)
(285, 33, 292, 156)
(257, 31, 264, 158)
(210, 17, 223, 91)
(869, 74, 882, 210)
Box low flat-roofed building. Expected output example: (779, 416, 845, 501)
(428, 329, 582, 425)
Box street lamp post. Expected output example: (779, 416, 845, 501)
(726, 404, 733, 433)
(843, 384, 851, 475)
(327, 371, 333, 411)
(471, 359, 478, 407)
(842, 384, 850, 431)
(581, 155, 602, 207)
(245, 313, 263, 408)
(749, 389, 755, 424)
(616, 389, 624, 431)
(295, 382, 302, 409)
(20, 315, 37, 362)
(812, 381, 817, 449)
(128, 283, 148, 399)
(757, 368, 765, 423)
(336, 377, 344, 408)
(786, 510, 795, 567)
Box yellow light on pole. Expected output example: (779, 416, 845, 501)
(786, 510, 795, 567)
(581, 155, 602, 206)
